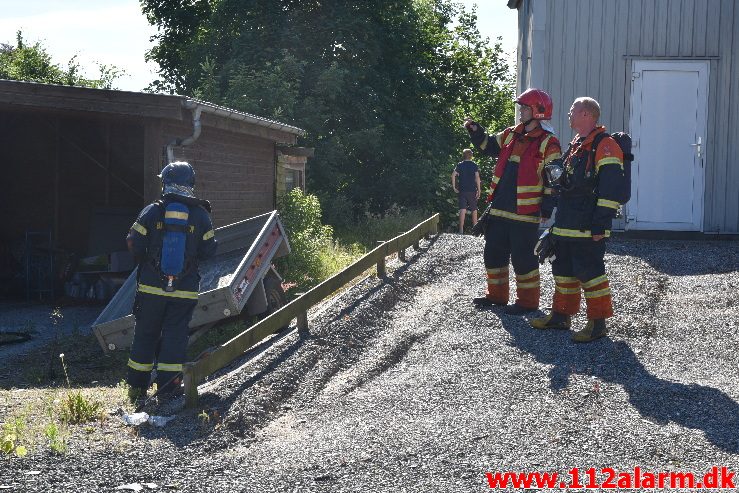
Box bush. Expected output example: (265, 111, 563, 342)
(277, 189, 362, 294)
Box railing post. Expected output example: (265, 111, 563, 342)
(293, 293, 309, 333)
(183, 362, 199, 409)
(376, 241, 386, 277)
(297, 311, 309, 332)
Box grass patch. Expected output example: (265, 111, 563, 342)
(44, 421, 66, 454)
(58, 391, 103, 424)
(333, 207, 429, 249)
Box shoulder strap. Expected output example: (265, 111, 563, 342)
(587, 132, 609, 172)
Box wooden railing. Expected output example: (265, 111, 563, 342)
(182, 213, 440, 408)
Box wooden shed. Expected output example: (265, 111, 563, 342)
(0, 80, 307, 297)
(509, 0, 739, 234)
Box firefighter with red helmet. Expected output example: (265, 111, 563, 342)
(530, 97, 624, 342)
(465, 88, 562, 314)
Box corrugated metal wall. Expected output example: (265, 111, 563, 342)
(516, 0, 739, 233)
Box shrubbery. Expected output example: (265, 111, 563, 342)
(277, 189, 362, 294)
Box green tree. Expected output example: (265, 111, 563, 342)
(141, 0, 514, 218)
(0, 31, 124, 89)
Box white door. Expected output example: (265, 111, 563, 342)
(626, 60, 708, 231)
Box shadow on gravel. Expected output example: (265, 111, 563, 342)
(497, 314, 739, 454)
(608, 240, 739, 276)
(193, 235, 441, 446)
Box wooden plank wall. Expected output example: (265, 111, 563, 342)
(519, 0, 739, 232)
(161, 122, 276, 228)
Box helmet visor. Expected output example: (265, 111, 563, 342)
(163, 183, 196, 198)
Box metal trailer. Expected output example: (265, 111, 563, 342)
(92, 210, 290, 353)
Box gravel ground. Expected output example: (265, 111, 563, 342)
(0, 302, 102, 364)
(2, 234, 739, 492)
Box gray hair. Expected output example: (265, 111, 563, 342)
(574, 97, 601, 121)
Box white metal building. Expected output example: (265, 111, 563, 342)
(508, 0, 739, 233)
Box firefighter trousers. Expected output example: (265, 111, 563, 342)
(550, 239, 613, 319)
(126, 293, 196, 391)
(483, 217, 540, 308)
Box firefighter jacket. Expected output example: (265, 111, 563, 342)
(470, 123, 561, 224)
(127, 197, 217, 301)
(551, 126, 625, 240)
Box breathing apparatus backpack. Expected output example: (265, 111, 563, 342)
(156, 201, 192, 292)
(590, 131, 635, 204)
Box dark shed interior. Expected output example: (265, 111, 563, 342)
(0, 80, 304, 301)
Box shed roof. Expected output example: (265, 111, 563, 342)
(0, 79, 305, 138)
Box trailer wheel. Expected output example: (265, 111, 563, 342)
(262, 276, 289, 330)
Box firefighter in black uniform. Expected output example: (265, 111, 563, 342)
(531, 97, 624, 342)
(125, 161, 217, 402)
(465, 88, 562, 314)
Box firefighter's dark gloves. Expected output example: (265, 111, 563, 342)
(465, 120, 487, 148)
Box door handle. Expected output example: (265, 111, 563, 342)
(690, 136, 702, 162)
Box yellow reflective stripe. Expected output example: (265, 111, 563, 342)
(517, 185, 542, 193)
(508, 155, 521, 163)
(517, 281, 540, 289)
(138, 283, 199, 300)
(543, 187, 554, 195)
(203, 229, 215, 241)
(517, 269, 539, 280)
(539, 135, 552, 154)
(164, 211, 189, 220)
(503, 132, 515, 146)
(582, 275, 608, 289)
(128, 359, 154, 372)
(489, 209, 541, 224)
(584, 287, 612, 299)
(487, 278, 509, 285)
(517, 197, 543, 206)
(596, 157, 623, 172)
(597, 198, 621, 210)
(556, 286, 581, 295)
(552, 227, 611, 238)
(486, 267, 508, 274)
(554, 275, 579, 283)
(480, 134, 489, 150)
(131, 222, 147, 236)
(157, 362, 183, 372)
(542, 152, 561, 166)
(491, 175, 500, 184)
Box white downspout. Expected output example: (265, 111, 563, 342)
(165, 100, 203, 165)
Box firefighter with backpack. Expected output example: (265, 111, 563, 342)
(125, 161, 217, 403)
(531, 97, 627, 342)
